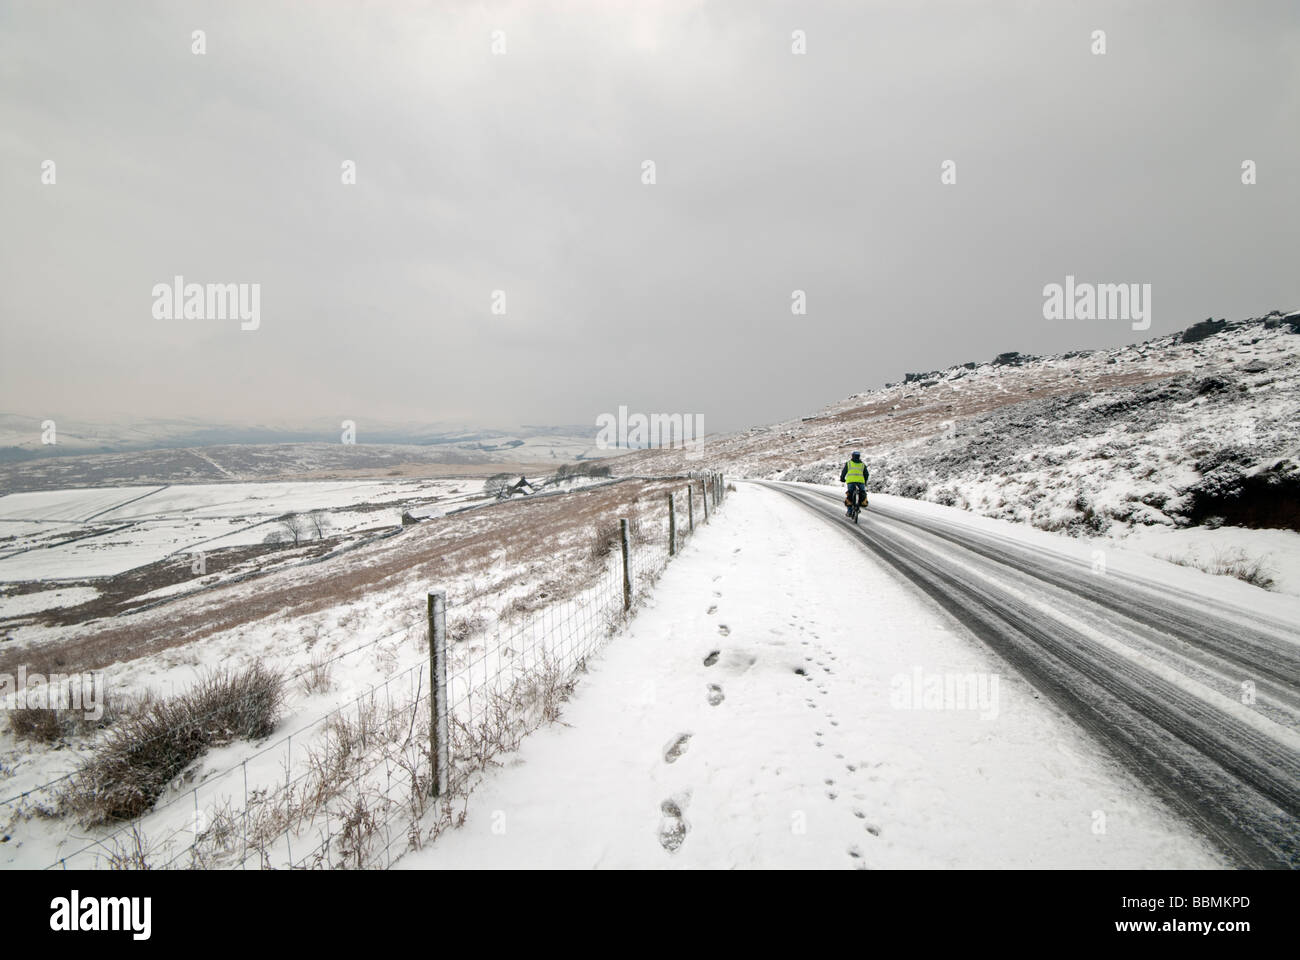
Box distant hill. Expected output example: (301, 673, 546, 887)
(619, 309, 1300, 534)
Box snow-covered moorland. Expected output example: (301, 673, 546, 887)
(621, 310, 1300, 593)
(0, 474, 696, 867)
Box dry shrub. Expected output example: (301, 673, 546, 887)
(6, 680, 130, 743)
(7, 707, 65, 743)
(589, 518, 642, 560)
(104, 825, 156, 870)
(449, 614, 488, 644)
(61, 662, 284, 826)
(299, 653, 335, 695)
(505, 578, 568, 617)
(336, 797, 379, 869)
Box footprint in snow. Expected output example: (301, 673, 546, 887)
(703, 650, 720, 667)
(707, 684, 725, 706)
(707, 605, 717, 615)
(663, 733, 692, 764)
(658, 799, 688, 853)
(717, 624, 730, 636)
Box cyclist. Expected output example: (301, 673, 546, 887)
(840, 451, 869, 516)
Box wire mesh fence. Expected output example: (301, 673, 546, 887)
(0, 473, 728, 870)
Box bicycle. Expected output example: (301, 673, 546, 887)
(845, 485, 867, 524)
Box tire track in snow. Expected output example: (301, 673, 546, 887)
(763, 481, 1300, 869)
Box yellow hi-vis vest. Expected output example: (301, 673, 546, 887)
(844, 459, 866, 483)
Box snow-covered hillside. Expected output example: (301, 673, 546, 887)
(621, 310, 1300, 589)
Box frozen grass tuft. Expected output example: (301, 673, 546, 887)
(1159, 548, 1276, 590)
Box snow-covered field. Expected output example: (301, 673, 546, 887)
(0, 478, 480, 586)
(0, 472, 618, 651)
(0, 474, 686, 868)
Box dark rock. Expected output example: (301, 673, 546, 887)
(1181, 318, 1227, 344)
(993, 351, 1034, 366)
(1242, 359, 1268, 373)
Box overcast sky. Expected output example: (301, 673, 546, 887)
(2, 0, 1297, 435)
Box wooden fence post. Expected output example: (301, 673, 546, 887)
(427, 590, 449, 798)
(620, 518, 632, 611)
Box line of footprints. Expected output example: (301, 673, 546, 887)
(794, 612, 885, 868)
(656, 572, 733, 853)
(657, 561, 885, 865)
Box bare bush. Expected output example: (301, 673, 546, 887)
(589, 518, 641, 560)
(61, 662, 285, 826)
(104, 825, 156, 870)
(449, 614, 488, 644)
(7, 707, 64, 743)
(6, 680, 128, 743)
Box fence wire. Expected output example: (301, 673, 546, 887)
(0, 474, 728, 870)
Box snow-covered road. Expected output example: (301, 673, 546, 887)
(772, 482, 1300, 868)
(399, 483, 1250, 869)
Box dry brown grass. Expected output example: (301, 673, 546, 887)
(299, 653, 335, 696)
